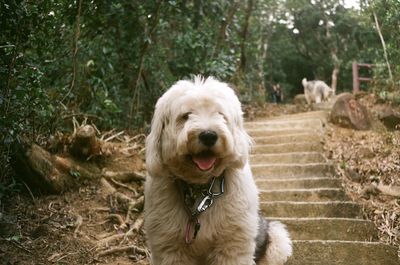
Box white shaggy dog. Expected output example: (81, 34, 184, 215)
(302, 78, 334, 104)
(144, 76, 292, 265)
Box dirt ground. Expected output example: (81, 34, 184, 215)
(1, 100, 399, 264)
(1, 130, 150, 265)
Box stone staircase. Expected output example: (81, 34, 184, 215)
(245, 111, 399, 265)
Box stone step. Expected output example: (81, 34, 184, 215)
(252, 163, 334, 177)
(265, 111, 329, 121)
(247, 128, 315, 137)
(284, 240, 399, 265)
(245, 119, 324, 130)
(252, 142, 323, 154)
(256, 177, 342, 190)
(267, 217, 378, 241)
(260, 201, 362, 218)
(252, 133, 322, 145)
(250, 152, 326, 164)
(312, 101, 335, 111)
(259, 188, 348, 202)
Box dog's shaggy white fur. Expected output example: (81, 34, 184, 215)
(144, 76, 292, 265)
(302, 78, 334, 104)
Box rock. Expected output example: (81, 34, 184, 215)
(330, 93, 371, 130)
(358, 146, 374, 159)
(345, 168, 363, 183)
(361, 184, 380, 199)
(0, 214, 18, 237)
(31, 224, 51, 239)
(374, 105, 400, 130)
(354, 91, 369, 100)
(377, 183, 400, 197)
(293, 94, 307, 106)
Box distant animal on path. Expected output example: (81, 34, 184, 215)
(144, 76, 292, 265)
(302, 78, 334, 104)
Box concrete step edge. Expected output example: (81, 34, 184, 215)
(256, 177, 338, 182)
(259, 188, 343, 193)
(247, 129, 316, 135)
(251, 133, 322, 139)
(255, 174, 335, 180)
(252, 162, 332, 167)
(245, 119, 324, 125)
(253, 141, 321, 147)
(261, 201, 358, 205)
(266, 217, 371, 222)
(250, 151, 323, 155)
(292, 239, 395, 246)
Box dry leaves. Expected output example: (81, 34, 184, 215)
(325, 124, 400, 254)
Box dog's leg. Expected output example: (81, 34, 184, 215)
(304, 91, 312, 105)
(207, 237, 257, 265)
(315, 94, 322, 103)
(150, 249, 197, 265)
(208, 250, 256, 265)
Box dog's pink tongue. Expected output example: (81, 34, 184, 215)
(193, 156, 216, 171)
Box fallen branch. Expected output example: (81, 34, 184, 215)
(108, 214, 126, 229)
(102, 170, 145, 182)
(104, 130, 125, 142)
(121, 214, 144, 244)
(96, 214, 144, 248)
(377, 183, 400, 197)
(110, 178, 139, 196)
(73, 214, 83, 238)
(11, 139, 101, 193)
(129, 196, 144, 212)
(97, 245, 147, 257)
(100, 178, 116, 196)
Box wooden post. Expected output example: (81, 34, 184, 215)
(352, 61, 360, 94)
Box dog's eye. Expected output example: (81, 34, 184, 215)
(180, 112, 191, 121)
(218, 111, 227, 121)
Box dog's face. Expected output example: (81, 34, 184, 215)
(146, 76, 251, 184)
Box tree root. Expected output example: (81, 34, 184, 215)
(73, 214, 83, 238)
(97, 245, 147, 257)
(102, 170, 145, 182)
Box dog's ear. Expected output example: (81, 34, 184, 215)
(302, 78, 307, 88)
(146, 98, 169, 177)
(231, 102, 253, 168)
(216, 81, 253, 168)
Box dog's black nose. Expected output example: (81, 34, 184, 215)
(199, 130, 218, 147)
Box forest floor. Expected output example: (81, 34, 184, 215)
(1, 99, 399, 265)
(325, 94, 400, 256)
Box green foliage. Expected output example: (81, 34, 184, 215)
(365, 0, 400, 93)
(1, 0, 399, 182)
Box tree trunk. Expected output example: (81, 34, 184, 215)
(128, 0, 163, 122)
(237, 0, 254, 74)
(331, 65, 339, 95)
(212, 1, 240, 59)
(62, 0, 82, 103)
(11, 139, 101, 193)
(70, 125, 100, 159)
(373, 11, 393, 84)
(11, 136, 145, 194)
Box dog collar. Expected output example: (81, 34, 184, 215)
(177, 175, 225, 244)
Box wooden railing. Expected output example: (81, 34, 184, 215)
(352, 61, 375, 93)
